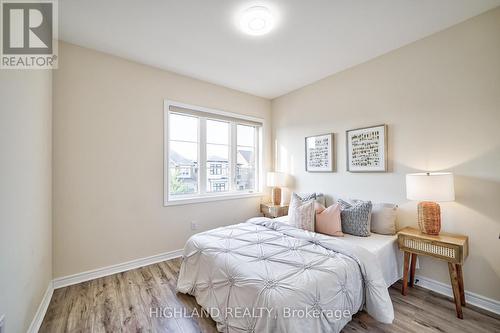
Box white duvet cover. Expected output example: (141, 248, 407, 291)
(341, 233, 403, 287)
(274, 215, 404, 287)
(177, 217, 394, 333)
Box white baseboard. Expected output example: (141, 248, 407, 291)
(27, 281, 54, 333)
(53, 249, 184, 289)
(414, 275, 500, 315)
(28, 249, 183, 332)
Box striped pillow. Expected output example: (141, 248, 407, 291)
(289, 193, 315, 232)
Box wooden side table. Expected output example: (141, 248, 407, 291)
(260, 203, 289, 218)
(397, 227, 468, 319)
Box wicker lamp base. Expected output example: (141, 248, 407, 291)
(417, 201, 441, 235)
(271, 187, 282, 206)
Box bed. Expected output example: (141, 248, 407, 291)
(276, 215, 404, 287)
(177, 217, 394, 333)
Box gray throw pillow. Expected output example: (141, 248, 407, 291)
(337, 199, 372, 237)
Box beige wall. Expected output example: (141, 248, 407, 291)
(53, 42, 271, 278)
(0, 70, 52, 332)
(271, 8, 500, 300)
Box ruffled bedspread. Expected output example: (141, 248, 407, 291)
(177, 217, 394, 332)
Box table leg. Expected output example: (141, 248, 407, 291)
(402, 251, 410, 295)
(448, 262, 463, 319)
(409, 253, 417, 287)
(456, 264, 466, 306)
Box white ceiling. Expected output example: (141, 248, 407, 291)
(59, 0, 500, 99)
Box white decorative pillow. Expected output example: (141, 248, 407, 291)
(371, 203, 398, 235)
(289, 193, 315, 231)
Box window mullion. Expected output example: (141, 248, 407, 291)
(165, 111, 171, 203)
(199, 117, 207, 195)
(255, 126, 260, 192)
(252, 127, 260, 192)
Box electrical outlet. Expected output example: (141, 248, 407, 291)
(0, 314, 5, 333)
(191, 221, 199, 231)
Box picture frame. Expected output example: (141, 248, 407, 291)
(346, 124, 387, 172)
(305, 133, 334, 172)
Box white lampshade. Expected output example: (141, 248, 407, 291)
(266, 172, 288, 187)
(406, 172, 455, 202)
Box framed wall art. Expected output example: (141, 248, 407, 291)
(346, 124, 387, 172)
(305, 133, 334, 172)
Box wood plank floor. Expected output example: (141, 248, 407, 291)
(40, 258, 500, 333)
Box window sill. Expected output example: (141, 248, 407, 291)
(164, 192, 264, 207)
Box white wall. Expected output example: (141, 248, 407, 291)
(53, 42, 272, 278)
(271, 8, 500, 300)
(0, 70, 52, 332)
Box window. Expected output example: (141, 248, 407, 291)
(168, 113, 198, 196)
(209, 164, 223, 175)
(206, 119, 229, 193)
(211, 182, 226, 192)
(165, 101, 263, 204)
(236, 124, 255, 191)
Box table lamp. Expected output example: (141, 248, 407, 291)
(267, 172, 288, 205)
(406, 172, 455, 235)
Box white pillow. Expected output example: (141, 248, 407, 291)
(273, 215, 289, 224)
(289, 193, 315, 231)
(371, 203, 398, 235)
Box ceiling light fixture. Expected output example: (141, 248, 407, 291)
(239, 6, 274, 36)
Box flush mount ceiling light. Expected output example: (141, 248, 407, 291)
(239, 6, 274, 36)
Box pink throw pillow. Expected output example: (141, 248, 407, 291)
(315, 203, 344, 237)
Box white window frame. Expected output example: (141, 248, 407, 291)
(164, 100, 264, 206)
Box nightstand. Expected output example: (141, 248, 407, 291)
(260, 203, 289, 218)
(397, 227, 469, 319)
